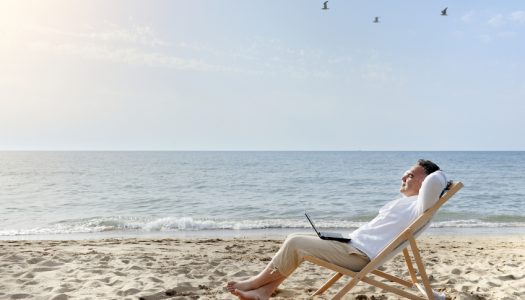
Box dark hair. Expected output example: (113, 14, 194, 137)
(417, 159, 440, 175)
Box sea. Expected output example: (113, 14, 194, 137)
(1, 151, 524, 240)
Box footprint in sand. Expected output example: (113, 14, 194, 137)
(208, 260, 220, 267)
(117, 288, 141, 296)
(175, 267, 190, 275)
(39, 260, 63, 267)
(188, 269, 206, 279)
(6, 254, 25, 262)
(497, 274, 518, 280)
(451, 268, 462, 275)
(164, 283, 200, 297)
(50, 294, 68, 300)
(27, 257, 46, 264)
(7, 293, 32, 299)
(55, 256, 72, 264)
(98, 277, 111, 283)
(21, 280, 38, 287)
(148, 276, 164, 283)
(18, 272, 35, 279)
(56, 283, 76, 293)
(86, 268, 104, 275)
(106, 279, 123, 287)
(487, 281, 501, 287)
(139, 255, 156, 262)
(112, 270, 126, 276)
(232, 270, 250, 277)
(32, 267, 59, 272)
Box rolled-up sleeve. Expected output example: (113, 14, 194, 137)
(416, 170, 448, 215)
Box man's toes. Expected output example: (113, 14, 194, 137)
(226, 281, 237, 292)
(235, 289, 258, 300)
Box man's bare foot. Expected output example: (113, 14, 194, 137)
(232, 289, 263, 300)
(226, 264, 285, 297)
(232, 285, 274, 300)
(226, 280, 255, 293)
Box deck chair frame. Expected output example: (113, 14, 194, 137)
(304, 181, 463, 300)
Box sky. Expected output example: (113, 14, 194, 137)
(1, 0, 524, 151)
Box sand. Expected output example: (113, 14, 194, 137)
(0, 235, 523, 300)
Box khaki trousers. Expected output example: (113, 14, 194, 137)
(270, 233, 370, 277)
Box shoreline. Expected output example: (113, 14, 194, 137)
(1, 235, 523, 299)
(1, 226, 524, 241)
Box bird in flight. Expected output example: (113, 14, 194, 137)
(322, 1, 329, 10)
(373, 16, 380, 23)
(441, 7, 448, 16)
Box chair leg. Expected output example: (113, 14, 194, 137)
(305, 254, 428, 300)
(403, 248, 418, 284)
(372, 269, 413, 288)
(333, 276, 361, 299)
(409, 236, 435, 300)
(313, 272, 343, 296)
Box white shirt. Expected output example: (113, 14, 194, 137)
(349, 171, 448, 259)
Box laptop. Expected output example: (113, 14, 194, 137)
(305, 212, 351, 243)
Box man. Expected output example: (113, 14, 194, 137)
(227, 159, 447, 300)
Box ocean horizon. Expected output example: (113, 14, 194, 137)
(1, 151, 524, 240)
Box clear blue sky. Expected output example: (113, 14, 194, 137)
(1, 0, 524, 150)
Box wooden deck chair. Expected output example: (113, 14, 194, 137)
(304, 181, 463, 300)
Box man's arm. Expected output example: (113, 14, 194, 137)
(416, 170, 448, 215)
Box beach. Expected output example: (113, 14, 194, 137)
(1, 234, 523, 300)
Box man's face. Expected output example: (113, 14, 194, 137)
(399, 165, 427, 197)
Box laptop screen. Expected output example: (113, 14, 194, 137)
(305, 212, 320, 236)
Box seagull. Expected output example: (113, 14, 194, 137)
(322, 1, 329, 10)
(373, 16, 380, 23)
(441, 7, 448, 16)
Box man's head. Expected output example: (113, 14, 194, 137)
(399, 159, 440, 197)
